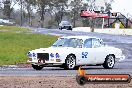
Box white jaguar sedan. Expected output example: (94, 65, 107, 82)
(27, 36, 125, 70)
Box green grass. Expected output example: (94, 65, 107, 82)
(0, 26, 58, 65)
(0, 26, 29, 31)
(0, 26, 31, 33)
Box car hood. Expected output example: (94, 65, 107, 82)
(29, 47, 73, 53)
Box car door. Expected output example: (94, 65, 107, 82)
(77, 38, 95, 65)
(91, 38, 106, 64)
(78, 38, 106, 65)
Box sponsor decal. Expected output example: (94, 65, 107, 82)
(56, 59, 61, 62)
(56, 53, 60, 58)
(50, 53, 54, 58)
(76, 67, 131, 85)
(32, 53, 36, 57)
(50, 59, 54, 61)
(50, 53, 60, 58)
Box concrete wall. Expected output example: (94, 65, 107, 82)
(72, 27, 91, 32)
(73, 27, 132, 36)
(95, 28, 132, 35)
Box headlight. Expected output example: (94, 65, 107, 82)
(27, 52, 32, 57)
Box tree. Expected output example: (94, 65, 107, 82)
(81, 3, 91, 27)
(105, 0, 114, 28)
(0, 0, 3, 18)
(69, 0, 83, 27)
(1, 0, 18, 19)
(14, 0, 25, 26)
(24, 0, 36, 26)
(36, 0, 50, 28)
(51, 0, 68, 25)
(14, 0, 36, 26)
(3, 0, 13, 19)
(105, 0, 114, 12)
(0, 0, 3, 10)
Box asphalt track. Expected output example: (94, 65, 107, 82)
(0, 28, 132, 76)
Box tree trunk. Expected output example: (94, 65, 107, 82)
(60, 12, 63, 23)
(40, 5, 45, 28)
(27, 11, 31, 26)
(27, 4, 32, 27)
(20, 2, 23, 26)
(91, 17, 95, 32)
(73, 11, 76, 27)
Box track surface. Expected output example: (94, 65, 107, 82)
(0, 28, 132, 76)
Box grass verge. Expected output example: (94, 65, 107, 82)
(0, 26, 58, 65)
(0, 26, 29, 30)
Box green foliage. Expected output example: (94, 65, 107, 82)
(105, 0, 114, 12)
(95, 18, 103, 28)
(82, 18, 91, 27)
(52, 0, 68, 25)
(47, 20, 57, 28)
(3, 0, 13, 19)
(69, 0, 82, 27)
(0, 26, 58, 65)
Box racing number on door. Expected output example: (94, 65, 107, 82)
(82, 52, 88, 58)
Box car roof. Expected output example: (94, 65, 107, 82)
(60, 36, 100, 40)
(61, 21, 69, 22)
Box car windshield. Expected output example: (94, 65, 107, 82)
(52, 38, 83, 48)
(61, 21, 70, 25)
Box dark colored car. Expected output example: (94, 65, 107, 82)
(59, 21, 72, 30)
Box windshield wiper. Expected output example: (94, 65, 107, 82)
(52, 45, 57, 46)
(58, 45, 63, 46)
(52, 45, 63, 47)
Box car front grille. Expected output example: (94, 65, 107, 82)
(37, 53, 49, 61)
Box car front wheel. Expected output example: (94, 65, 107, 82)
(32, 64, 43, 70)
(103, 55, 115, 69)
(68, 26, 72, 30)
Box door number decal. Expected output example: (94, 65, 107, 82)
(82, 52, 88, 58)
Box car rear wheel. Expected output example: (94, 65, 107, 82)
(65, 55, 77, 70)
(103, 55, 115, 69)
(32, 64, 43, 70)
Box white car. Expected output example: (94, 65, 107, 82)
(27, 36, 125, 70)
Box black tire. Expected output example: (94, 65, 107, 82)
(59, 27, 62, 30)
(68, 26, 72, 30)
(65, 55, 77, 70)
(32, 64, 43, 70)
(103, 55, 115, 69)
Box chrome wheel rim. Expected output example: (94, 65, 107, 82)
(107, 56, 115, 67)
(67, 56, 75, 69)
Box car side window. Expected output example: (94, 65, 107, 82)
(76, 39, 83, 48)
(83, 38, 92, 48)
(92, 38, 102, 48)
(69, 39, 83, 48)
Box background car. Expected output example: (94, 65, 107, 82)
(59, 21, 72, 30)
(27, 36, 125, 70)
